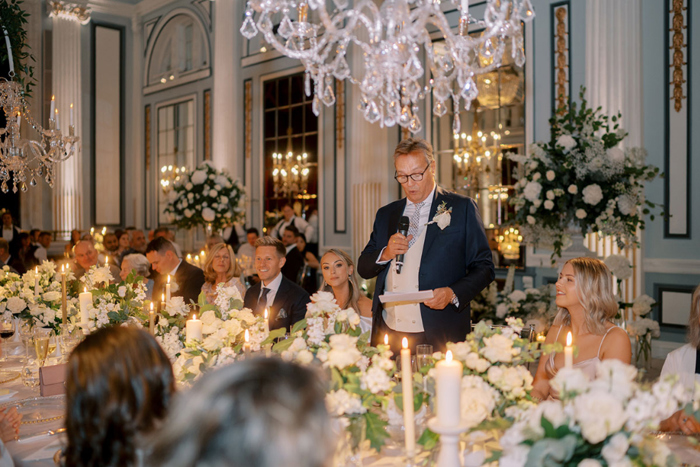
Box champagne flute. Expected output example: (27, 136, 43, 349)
(33, 329, 52, 367)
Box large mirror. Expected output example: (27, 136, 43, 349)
(431, 35, 526, 268)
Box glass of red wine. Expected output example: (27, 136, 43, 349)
(0, 317, 15, 361)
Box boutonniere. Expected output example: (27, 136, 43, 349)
(170, 282, 180, 293)
(427, 201, 452, 230)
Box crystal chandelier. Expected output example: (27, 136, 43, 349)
(0, 27, 79, 193)
(271, 151, 315, 199)
(240, 0, 534, 134)
(160, 165, 187, 194)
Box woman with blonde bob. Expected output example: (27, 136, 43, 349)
(201, 242, 246, 303)
(320, 249, 373, 335)
(531, 257, 631, 400)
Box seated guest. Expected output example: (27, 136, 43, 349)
(243, 236, 309, 332)
(269, 203, 315, 242)
(38, 231, 52, 256)
(72, 241, 121, 282)
(115, 231, 130, 259)
(320, 249, 373, 336)
(280, 225, 304, 283)
(149, 358, 333, 467)
(201, 243, 246, 303)
(659, 285, 700, 434)
(237, 227, 259, 263)
(146, 237, 205, 305)
(64, 229, 81, 258)
(296, 233, 319, 295)
(1, 212, 21, 257)
(120, 253, 155, 300)
(18, 232, 39, 270)
(63, 326, 175, 467)
(103, 232, 119, 258)
(154, 227, 182, 257)
(30, 229, 47, 263)
(531, 257, 631, 400)
(0, 238, 25, 274)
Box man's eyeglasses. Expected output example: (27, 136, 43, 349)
(394, 164, 430, 184)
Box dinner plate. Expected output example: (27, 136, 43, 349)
(0, 390, 18, 402)
(0, 395, 65, 425)
(0, 370, 20, 385)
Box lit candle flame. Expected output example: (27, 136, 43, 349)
(446, 350, 453, 362)
(384, 334, 389, 346)
(245, 329, 250, 343)
(84, 287, 87, 293)
(193, 314, 197, 320)
(167, 275, 170, 284)
(161, 293, 165, 302)
(150, 302, 154, 311)
(566, 331, 572, 347)
(35, 266, 38, 274)
(402, 337, 408, 349)
(264, 308, 268, 320)
(105, 256, 109, 265)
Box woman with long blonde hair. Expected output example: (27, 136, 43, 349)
(531, 257, 631, 400)
(201, 242, 246, 303)
(320, 249, 373, 335)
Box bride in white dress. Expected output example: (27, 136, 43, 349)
(319, 249, 373, 336)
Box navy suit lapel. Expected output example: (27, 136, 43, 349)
(420, 187, 446, 265)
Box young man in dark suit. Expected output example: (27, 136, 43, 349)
(358, 138, 495, 352)
(280, 225, 304, 283)
(244, 236, 310, 332)
(146, 237, 205, 305)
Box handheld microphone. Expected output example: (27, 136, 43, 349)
(395, 216, 410, 274)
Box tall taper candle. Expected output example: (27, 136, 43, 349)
(149, 302, 155, 334)
(244, 329, 251, 357)
(401, 337, 416, 457)
(34, 267, 39, 299)
(61, 264, 67, 325)
(165, 275, 171, 302)
(160, 293, 166, 315)
(435, 350, 463, 428)
(263, 308, 270, 334)
(564, 331, 573, 369)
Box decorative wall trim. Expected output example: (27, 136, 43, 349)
(655, 283, 696, 328)
(644, 258, 700, 275)
(550, 1, 570, 114)
(203, 89, 211, 161)
(335, 80, 345, 150)
(664, 0, 691, 238)
(190, 0, 212, 30)
(335, 79, 346, 233)
(244, 80, 252, 162)
(145, 105, 151, 171)
(143, 17, 160, 54)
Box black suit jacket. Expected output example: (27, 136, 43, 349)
(281, 247, 304, 283)
(154, 261, 206, 305)
(1, 255, 25, 275)
(357, 186, 495, 349)
(243, 275, 310, 332)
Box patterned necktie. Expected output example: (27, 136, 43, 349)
(408, 201, 425, 248)
(257, 287, 270, 316)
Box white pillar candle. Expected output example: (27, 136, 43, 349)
(564, 331, 573, 369)
(435, 350, 463, 428)
(401, 337, 416, 457)
(186, 314, 203, 343)
(34, 267, 39, 299)
(79, 288, 92, 324)
(165, 275, 171, 302)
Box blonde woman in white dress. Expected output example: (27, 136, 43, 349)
(320, 249, 373, 336)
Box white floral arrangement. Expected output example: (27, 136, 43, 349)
(495, 360, 689, 466)
(163, 161, 246, 232)
(0, 263, 78, 332)
(81, 267, 148, 332)
(508, 89, 661, 260)
(153, 296, 196, 360)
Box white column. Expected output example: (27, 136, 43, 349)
(585, 0, 643, 299)
(211, 0, 240, 177)
(52, 14, 85, 238)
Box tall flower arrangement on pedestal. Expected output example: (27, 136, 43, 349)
(163, 161, 246, 233)
(509, 88, 661, 260)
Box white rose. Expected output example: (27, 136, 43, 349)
(220, 196, 229, 204)
(544, 200, 554, 210)
(42, 291, 61, 302)
(508, 290, 527, 303)
(447, 342, 471, 362)
(602, 433, 630, 464)
(578, 460, 603, 467)
(523, 181, 542, 202)
(6, 297, 27, 314)
(481, 334, 517, 363)
(296, 349, 314, 365)
(185, 182, 194, 191)
(202, 335, 223, 351)
(496, 303, 508, 318)
(546, 190, 555, 200)
(607, 147, 625, 163)
(167, 190, 178, 203)
(616, 194, 637, 216)
(461, 375, 498, 428)
(573, 390, 626, 444)
(191, 171, 207, 185)
(202, 208, 216, 222)
(527, 215, 535, 225)
(582, 184, 604, 205)
(531, 172, 541, 181)
(556, 134, 577, 151)
(550, 367, 590, 397)
(209, 189, 218, 198)
(187, 193, 194, 200)
(546, 170, 555, 181)
(117, 286, 127, 298)
(632, 294, 655, 317)
(604, 255, 633, 281)
(184, 209, 194, 218)
(464, 352, 491, 373)
(575, 209, 587, 219)
(568, 184, 578, 195)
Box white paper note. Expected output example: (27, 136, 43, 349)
(378, 290, 434, 304)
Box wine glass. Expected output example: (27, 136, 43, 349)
(415, 344, 433, 370)
(0, 317, 14, 361)
(33, 328, 52, 367)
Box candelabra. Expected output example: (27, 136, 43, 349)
(271, 151, 314, 199)
(160, 165, 187, 194)
(0, 79, 79, 193)
(241, 0, 535, 134)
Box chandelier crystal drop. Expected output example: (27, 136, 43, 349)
(241, 0, 535, 134)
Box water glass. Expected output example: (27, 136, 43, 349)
(21, 359, 40, 387)
(415, 344, 433, 370)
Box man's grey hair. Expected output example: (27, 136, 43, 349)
(148, 358, 334, 467)
(393, 137, 435, 165)
(122, 254, 151, 278)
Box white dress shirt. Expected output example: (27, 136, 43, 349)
(660, 343, 700, 393)
(259, 272, 283, 309)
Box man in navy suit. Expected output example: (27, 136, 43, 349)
(358, 138, 495, 352)
(244, 236, 310, 332)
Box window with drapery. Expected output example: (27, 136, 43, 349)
(262, 73, 318, 232)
